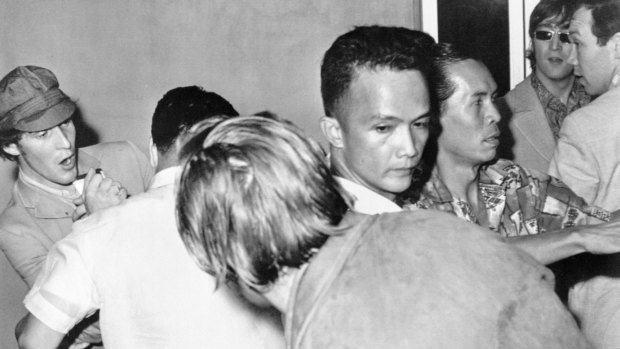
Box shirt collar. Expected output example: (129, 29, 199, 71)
(335, 176, 402, 214)
(149, 166, 181, 189)
(19, 171, 79, 203)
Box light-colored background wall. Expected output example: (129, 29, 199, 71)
(0, 1, 418, 347)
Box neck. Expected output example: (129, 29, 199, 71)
(535, 69, 575, 103)
(155, 151, 176, 173)
(330, 148, 396, 201)
(435, 151, 480, 203)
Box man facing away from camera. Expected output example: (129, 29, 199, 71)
(16, 87, 284, 349)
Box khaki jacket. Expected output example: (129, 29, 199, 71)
(0, 141, 153, 286)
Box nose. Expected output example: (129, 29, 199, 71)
(396, 127, 419, 158)
(486, 103, 501, 124)
(550, 32, 562, 50)
(567, 43, 578, 66)
(51, 126, 72, 149)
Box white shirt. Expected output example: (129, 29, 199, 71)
(335, 176, 402, 214)
(24, 166, 284, 349)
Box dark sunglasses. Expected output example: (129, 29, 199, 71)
(534, 30, 571, 44)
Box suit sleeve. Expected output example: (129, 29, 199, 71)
(0, 226, 50, 288)
(548, 114, 599, 205)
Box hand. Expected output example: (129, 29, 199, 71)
(73, 168, 127, 218)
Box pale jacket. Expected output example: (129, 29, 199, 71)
(497, 75, 556, 174)
(0, 141, 153, 286)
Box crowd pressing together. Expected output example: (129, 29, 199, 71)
(1, 0, 620, 348)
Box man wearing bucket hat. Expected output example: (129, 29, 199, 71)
(0, 65, 153, 288)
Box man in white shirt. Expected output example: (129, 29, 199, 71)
(319, 26, 435, 214)
(16, 86, 284, 349)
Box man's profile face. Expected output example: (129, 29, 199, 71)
(334, 67, 431, 200)
(533, 16, 574, 83)
(11, 119, 78, 188)
(568, 7, 616, 96)
(438, 59, 500, 167)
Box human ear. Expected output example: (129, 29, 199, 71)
(148, 137, 158, 169)
(612, 33, 620, 59)
(3, 143, 20, 157)
(320, 116, 344, 148)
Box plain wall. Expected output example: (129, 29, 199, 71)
(0, 1, 417, 347)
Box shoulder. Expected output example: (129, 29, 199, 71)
(74, 186, 171, 234)
(502, 76, 535, 106)
(80, 140, 142, 158)
(0, 187, 38, 237)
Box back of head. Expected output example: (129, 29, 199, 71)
(320, 25, 436, 118)
(574, 0, 620, 45)
(176, 116, 349, 288)
(151, 86, 238, 154)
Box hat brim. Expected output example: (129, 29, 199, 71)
(13, 99, 76, 132)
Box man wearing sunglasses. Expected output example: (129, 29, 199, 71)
(497, 0, 590, 174)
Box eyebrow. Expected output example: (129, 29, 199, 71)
(369, 111, 432, 122)
(369, 114, 400, 121)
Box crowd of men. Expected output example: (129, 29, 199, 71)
(1, 0, 620, 348)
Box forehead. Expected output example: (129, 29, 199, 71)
(569, 7, 593, 34)
(447, 60, 497, 97)
(537, 15, 567, 29)
(337, 67, 430, 122)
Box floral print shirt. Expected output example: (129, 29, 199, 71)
(403, 159, 609, 237)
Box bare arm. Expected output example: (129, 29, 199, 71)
(506, 218, 620, 265)
(16, 314, 65, 349)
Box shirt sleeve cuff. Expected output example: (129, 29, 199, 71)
(24, 290, 77, 334)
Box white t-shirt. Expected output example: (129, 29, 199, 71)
(24, 167, 284, 349)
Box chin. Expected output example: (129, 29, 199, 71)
(385, 181, 411, 196)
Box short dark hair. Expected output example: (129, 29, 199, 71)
(151, 86, 238, 154)
(431, 43, 476, 112)
(574, 0, 620, 45)
(176, 116, 350, 287)
(527, 0, 571, 68)
(0, 128, 23, 161)
(320, 25, 436, 118)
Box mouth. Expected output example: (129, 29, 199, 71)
(548, 57, 564, 64)
(59, 154, 76, 169)
(390, 167, 415, 177)
(483, 133, 500, 146)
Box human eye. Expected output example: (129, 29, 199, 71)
(412, 117, 430, 129)
(374, 124, 392, 133)
(60, 119, 72, 128)
(32, 130, 48, 138)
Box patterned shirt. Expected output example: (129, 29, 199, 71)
(531, 73, 590, 141)
(403, 159, 609, 237)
